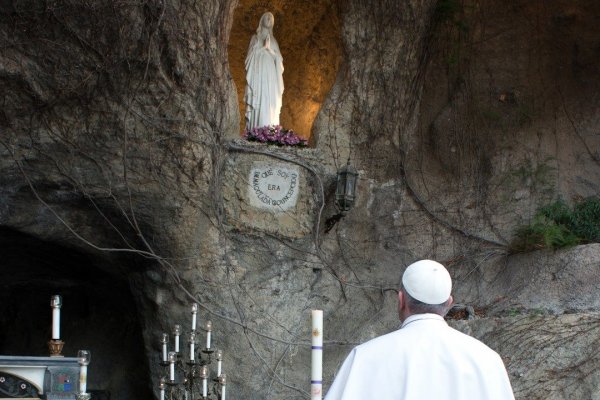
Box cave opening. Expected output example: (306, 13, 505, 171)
(0, 227, 152, 400)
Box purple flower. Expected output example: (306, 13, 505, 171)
(243, 125, 307, 147)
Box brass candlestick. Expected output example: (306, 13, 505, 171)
(48, 339, 65, 357)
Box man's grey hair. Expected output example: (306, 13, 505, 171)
(402, 288, 452, 316)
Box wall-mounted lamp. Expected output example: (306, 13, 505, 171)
(335, 159, 359, 213)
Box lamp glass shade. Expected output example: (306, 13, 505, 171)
(51, 295, 62, 307)
(173, 324, 181, 335)
(199, 365, 208, 379)
(335, 162, 358, 212)
(77, 350, 91, 366)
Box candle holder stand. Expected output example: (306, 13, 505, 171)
(48, 339, 65, 357)
(158, 306, 227, 400)
(162, 349, 225, 400)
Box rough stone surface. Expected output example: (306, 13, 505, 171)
(451, 313, 600, 400)
(222, 148, 318, 238)
(1, 1, 600, 399)
(470, 244, 600, 315)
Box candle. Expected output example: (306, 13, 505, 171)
(191, 303, 199, 332)
(159, 377, 166, 400)
(311, 310, 323, 400)
(216, 349, 223, 376)
(168, 351, 177, 381)
(219, 374, 226, 400)
(77, 350, 91, 394)
(200, 365, 208, 397)
(80, 365, 87, 393)
(173, 325, 181, 353)
(205, 321, 212, 349)
(189, 332, 196, 362)
(51, 295, 62, 340)
(161, 333, 168, 362)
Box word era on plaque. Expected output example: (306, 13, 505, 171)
(248, 164, 300, 211)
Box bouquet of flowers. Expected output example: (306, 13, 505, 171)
(243, 125, 308, 147)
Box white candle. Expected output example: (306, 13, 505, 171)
(200, 365, 208, 397)
(161, 333, 168, 362)
(216, 349, 223, 376)
(168, 352, 176, 381)
(189, 332, 196, 362)
(77, 350, 90, 394)
(219, 374, 226, 400)
(206, 321, 212, 349)
(79, 365, 87, 393)
(191, 303, 198, 332)
(311, 310, 323, 400)
(51, 295, 62, 340)
(159, 377, 166, 400)
(174, 325, 181, 353)
(52, 308, 60, 339)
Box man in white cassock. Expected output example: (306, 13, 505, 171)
(244, 12, 284, 130)
(324, 259, 515, 400)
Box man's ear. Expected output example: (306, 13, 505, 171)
(445, 295, 454, 314)
(398, 290, 409, 313)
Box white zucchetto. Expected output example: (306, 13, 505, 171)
(402, 259, 452, 304)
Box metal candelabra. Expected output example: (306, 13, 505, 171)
(158, 304, 227, 400)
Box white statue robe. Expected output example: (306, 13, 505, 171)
(325, 314, 515, 400)
(244, 32, 284, 130)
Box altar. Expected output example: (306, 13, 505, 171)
(0, 356, 80, 399)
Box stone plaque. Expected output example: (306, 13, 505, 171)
(248, 164, 299, 211)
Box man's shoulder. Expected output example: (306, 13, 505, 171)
(353, 328, 405, 352)
(445, 325, 505, 359)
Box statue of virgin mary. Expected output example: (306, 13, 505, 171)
(244, 12, 284, 130)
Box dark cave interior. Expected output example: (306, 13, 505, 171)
(0, 227, 152, 399)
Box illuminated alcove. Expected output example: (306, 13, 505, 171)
(228, 0, 342, 141)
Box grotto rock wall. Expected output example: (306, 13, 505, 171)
(1, 1, 600, 399)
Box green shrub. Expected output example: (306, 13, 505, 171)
(510, 197, 600, 252)
(511, 215, 579, 252)
(571, 197, 600, 242)
(538, 199, 572, 225)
